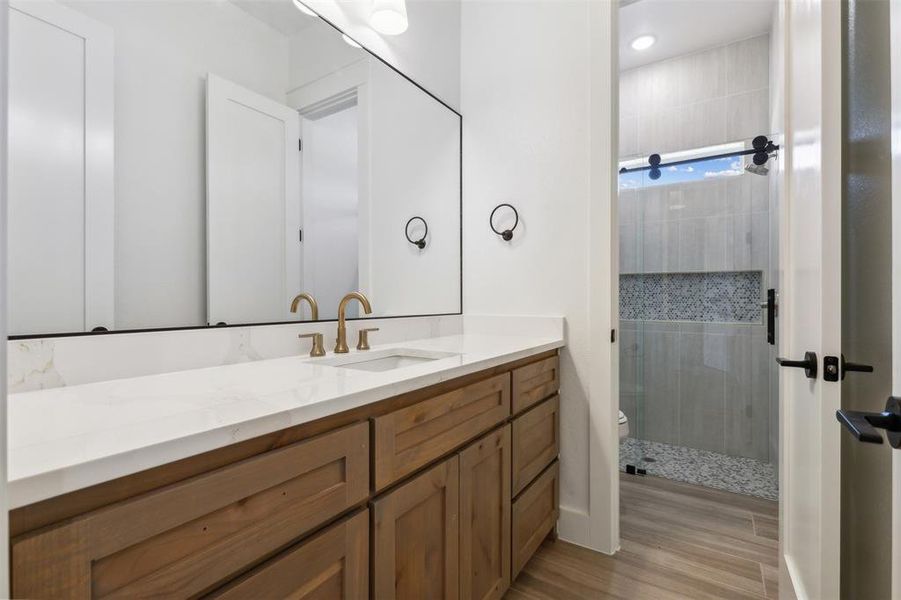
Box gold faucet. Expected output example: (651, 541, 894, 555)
(290, 293, 319, 320)
(335, 292, 372, 353)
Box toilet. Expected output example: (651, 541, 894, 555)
(618, 410, 629, 439)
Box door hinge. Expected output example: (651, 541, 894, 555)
(298, 139, 303, 151)
(299, 228, 303, 242)
(611, 328, 616, 343)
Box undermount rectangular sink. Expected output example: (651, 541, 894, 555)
(316, 348, 459, 372)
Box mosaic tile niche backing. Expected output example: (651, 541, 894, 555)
(620, 271, 763, 322)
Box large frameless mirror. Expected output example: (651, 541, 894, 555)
(7, 0, 461, 336)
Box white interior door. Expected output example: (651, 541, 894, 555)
(300, 103, 360, 320)
(206, 74, 300, 325)
(7, 0, 113, 335)
(778, 0, 843, 598)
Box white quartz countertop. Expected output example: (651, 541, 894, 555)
(8, 332, 563, 509)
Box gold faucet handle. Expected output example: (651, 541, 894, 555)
(298, 332, 326, 357)
(357, 328, 380, 351)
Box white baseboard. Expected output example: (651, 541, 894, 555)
(556, 505, 591, 548)
(556, 504, 619, 555)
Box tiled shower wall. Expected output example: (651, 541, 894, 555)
(620, 34, 771, 158)
(619, 34, 777, 464)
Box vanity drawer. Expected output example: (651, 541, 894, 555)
(511, 355, 560, 414)
(373, 372, 510, 491)
(11, 421, 369, 599)
(207, 509, 368, 600)
(512, 460, 559, 578)
(512, 395, 560, 496)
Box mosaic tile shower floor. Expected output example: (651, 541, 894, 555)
(619, 437, 778, 500)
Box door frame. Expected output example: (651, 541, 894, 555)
(890, 0, 901, 596)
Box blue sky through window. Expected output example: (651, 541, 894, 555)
(618, 155, 745, 191)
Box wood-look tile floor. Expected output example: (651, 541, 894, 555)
(506, 474, 779, 600)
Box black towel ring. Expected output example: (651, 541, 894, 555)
(405, 216, 428, 249)
(490, 204, 519, 241)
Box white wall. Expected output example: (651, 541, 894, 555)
(462, 0, 617, 551)
(305, 0, 461, 110)
(367, 59, 461, 317)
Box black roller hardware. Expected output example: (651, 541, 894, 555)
(836, 397, 901, 448)
(776, 351, 818, 379)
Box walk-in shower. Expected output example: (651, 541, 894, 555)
(618, 141, 779, 500)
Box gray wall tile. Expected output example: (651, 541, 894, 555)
(726, 88, 770, 141)
(679, 331, 727, 452)
(640, 327, 681, 445)
(725, 35, 770, 95)
(678, 46, 726, 104)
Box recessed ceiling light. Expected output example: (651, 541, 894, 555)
(342, 34, 362, 49)
(370, 0, 408, 35)
(631, 35, 656, 51)
(292, 0, 316, 17)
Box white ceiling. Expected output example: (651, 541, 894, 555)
(229, 0, 318, 36)
(619, 0, 775, 71)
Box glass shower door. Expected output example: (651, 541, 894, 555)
(617, 143, 779, 500)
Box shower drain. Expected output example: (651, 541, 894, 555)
(641, 456, 657, 463)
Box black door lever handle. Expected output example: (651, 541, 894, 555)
(836, 397, 901, 448)
(842, 354, 874, 380)
(776, 351, 817, 379)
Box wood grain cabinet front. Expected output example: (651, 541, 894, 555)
(10, 421, 369, 599)
(372, 372, 510, 491)
(372, 456, 461, 600)
(511, 355, 560, 414)
(512, 395, 560, 496)
(459, 426, 512, 600)
(512, 460, 560, 578)
(206, 509, 369, 600)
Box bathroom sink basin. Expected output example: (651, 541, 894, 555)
(316, 348, 459, 372)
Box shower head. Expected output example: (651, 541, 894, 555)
(745, 163, 769, 176)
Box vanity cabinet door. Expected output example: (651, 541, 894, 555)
(11, 422, 369, 599)
(511, 354, 559, 414)
(373, 373, 510, 491)
(459, 426, 511, 600)
(511, 395, 560, 496)
(512, 460, 559, 578)
(207, 509, 368, 600)
(372, 456, 460, 600)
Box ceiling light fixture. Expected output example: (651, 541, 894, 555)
(342, 34, 362, 49)
(630, 34, 656, 51)
(292, 0, 316, 17)
(370, 0, 408, 35)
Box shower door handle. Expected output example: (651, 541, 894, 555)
(836, 397, 901, 448)
(760, 288, 777, 345)
(776, 351, 817, 379)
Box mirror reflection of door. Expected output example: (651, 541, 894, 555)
(301, 98, 361, 320)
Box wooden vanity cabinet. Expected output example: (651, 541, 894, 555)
(206, 509, 369, 600)
(372, 372, 510, 491)
(10, 421, 369, 599)
(512, 460, 560, 578)
(459, 426, 512, 600)
(512, 394, 560, 496)
(372, 456, 461, 600)
(10, 350, 561, 599)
